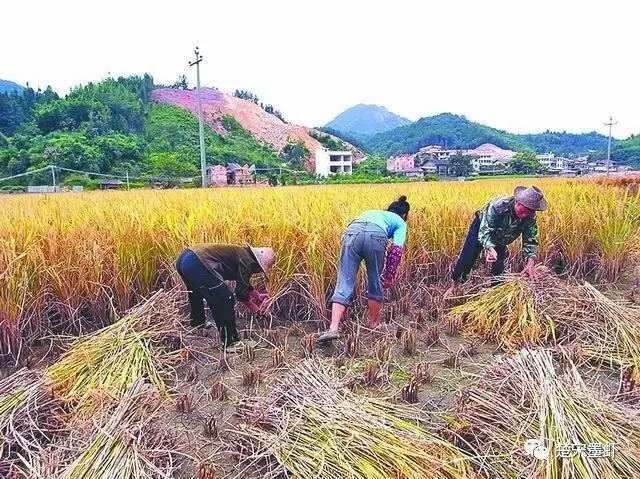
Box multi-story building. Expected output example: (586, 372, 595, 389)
(470, 143, 515, 172)
(386, 154, 415, 172)
(315, 148, 354, 177)
(536, 153, 566, 172)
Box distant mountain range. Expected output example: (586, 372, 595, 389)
(325, 104, 411, 136)
(326, 108, 611, 158)
(0, 79, 25, 94)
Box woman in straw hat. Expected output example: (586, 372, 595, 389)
(175, 243, 275, 352)
(448, 185, 549, 290)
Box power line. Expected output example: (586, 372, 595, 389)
(0, 166, 52, 182)
(0, 165, 150, 184)
(189, 46, 207, 188)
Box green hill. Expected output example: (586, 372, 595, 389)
(0, 75, 285, 186)
(359, 113, 609, 157)
(607, 135, 640, 167)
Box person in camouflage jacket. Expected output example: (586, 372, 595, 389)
(449, 185, 549, 286)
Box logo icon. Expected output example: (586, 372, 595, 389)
(524, 439, 550, 460)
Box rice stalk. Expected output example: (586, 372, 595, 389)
(46, 289, 185, 414)
(0, 369, 66, 477)
(231, 358, 479, 479)
(454, 349, 640, 478)
(59, 380, 178, 479)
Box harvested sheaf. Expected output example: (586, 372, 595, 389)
(447, 273, 558, 349)
(454, 349, 640, 478)
(231, 358, 479, 479)
(556, 282, 640, 382)
(46, 289, 186, 414)
(0, 369, 67, 477)
(55, 380, 179, 479)
(447, 272, 640, 380)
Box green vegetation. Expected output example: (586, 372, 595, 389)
(309, 130, 352, 151)
(280, 141, 309, 164)
(318, 126, 367, 150)
(607, 135, 640, 167)
(0, 75, 289, 186)
(148, 105, 281, 170)
(331, 112, 610, 160)
(509, 151, 542, 174)
(448, 153, 473, 176)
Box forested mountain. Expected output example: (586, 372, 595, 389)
(0, 80, 25, 94)
(325, 104, 411, 136)
(356, 113, 610, 157)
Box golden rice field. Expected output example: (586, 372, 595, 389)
(1, 177, 639, 360)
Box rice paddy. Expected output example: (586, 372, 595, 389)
(1, 176, 640, 478)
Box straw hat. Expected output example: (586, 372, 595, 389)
(249, 246, 276, 273)
(514, 185, 549, 211)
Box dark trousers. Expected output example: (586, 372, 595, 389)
(175, 250, 239, 346)
(451, 216, 507, 284)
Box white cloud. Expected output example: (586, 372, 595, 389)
(1, 0, 637, 138)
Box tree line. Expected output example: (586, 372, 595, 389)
(0, 75, 295, 187)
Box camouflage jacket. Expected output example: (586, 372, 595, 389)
(476, 196, 539, 259)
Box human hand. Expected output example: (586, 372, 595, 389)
(485, 247, 498, 264)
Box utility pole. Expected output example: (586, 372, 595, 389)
(50, 165, 57, 192)
(189, 47, 207, 188)
(604, 116, 617, 176)
(126, 171, 130, 190)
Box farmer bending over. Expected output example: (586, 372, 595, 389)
(175, 244, 275, 352)
(318, 195, 410, 343)
(448, 185, 548, 291)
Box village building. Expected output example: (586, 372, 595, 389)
(315, 148, 353, 177)
(206, 163, 256, 186)
(227, 163, 255, 185)
(98, 179, 123, 190)
(386, 154, 415, 172)
(208, 165, 228, 186)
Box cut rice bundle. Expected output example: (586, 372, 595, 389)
(0, 368, 67, 477)
(47, 288, 186, 414)
(454, 349, 640, 478)
(232, 358, 479, 479)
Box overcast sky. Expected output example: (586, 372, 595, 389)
(2, 0, 638, 138)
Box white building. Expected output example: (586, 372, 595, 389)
(469, 144, 515, 172)
(536, 153, 565, 172)
(315, 148, 353, 177)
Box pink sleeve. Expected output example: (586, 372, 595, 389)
(383, 245, 403, 280)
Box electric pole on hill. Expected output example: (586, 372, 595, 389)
(189, 47, 207, 187)
(604, 116, 617, 177)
